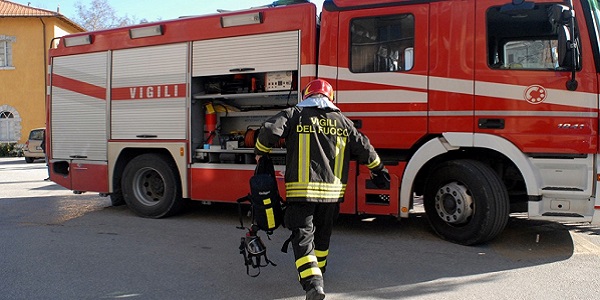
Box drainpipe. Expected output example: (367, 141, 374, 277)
(39, 18, 48, 157)
(39, 18, 47, 100)
(40, 17, 48, 130)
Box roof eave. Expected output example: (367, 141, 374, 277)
(0, 15, 85, 32)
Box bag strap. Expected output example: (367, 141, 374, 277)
(256, 155, 281, 197)
(255, 155, 276, 178)
(236, 195, 251, 230)
(281, 232, 294, 253)
(239, 237, 261, 277)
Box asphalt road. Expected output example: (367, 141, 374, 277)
(1, 157, 600, 300)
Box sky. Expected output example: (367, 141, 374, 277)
(16, 0, 325, 22)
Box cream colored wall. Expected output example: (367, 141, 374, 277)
(53, 24, 70, 48)
(0, 17, 82, 144)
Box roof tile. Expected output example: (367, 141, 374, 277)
(0, 0, 58, 17)
(0, 1, 84, 31)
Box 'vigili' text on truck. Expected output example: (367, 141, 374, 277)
(47, 0, 600, 245)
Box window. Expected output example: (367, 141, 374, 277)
(0, 111, 14, 119)
(504, 40, 559, 69)
(350, 14, 414, 73)
(487, 4, 574, 70)
(0, 111, 15, 141)
(0, 106, 21, 142)
(28, 128, 44, 140)
(0, 35, 16, 68)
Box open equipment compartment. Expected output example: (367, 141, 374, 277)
(190, 31, 301, 164)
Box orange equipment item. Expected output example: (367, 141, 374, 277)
(205, 103, 217, 144)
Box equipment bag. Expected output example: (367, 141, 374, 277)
(237, 155, 284, 233)
(236, 155, 284, 277)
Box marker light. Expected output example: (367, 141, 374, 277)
(63, 35, 92, 47)
(129, 25, 164, 39)
(221, 12, 263, 28)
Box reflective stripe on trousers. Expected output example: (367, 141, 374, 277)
(296, 254, 322, 280)
(315, 249, 328, 271)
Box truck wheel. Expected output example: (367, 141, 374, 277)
(109, 192, 125, 206)
(424, 159, 509, 245)
(25, 157, 34, 163)
(121, 153, 183, 218)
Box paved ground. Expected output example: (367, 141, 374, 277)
(1, 157, 600, 300)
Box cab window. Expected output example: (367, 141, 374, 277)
(350, 14, 415, 73)
(487, 3, 576, 70)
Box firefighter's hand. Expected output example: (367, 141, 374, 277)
(255, 155, 262, 164)
(371, 168, 390, 189)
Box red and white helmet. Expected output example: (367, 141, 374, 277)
(303, 79, 334, 101)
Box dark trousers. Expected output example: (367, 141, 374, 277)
(284, 202, 339, 291)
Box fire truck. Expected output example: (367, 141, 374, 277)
(47, 0, 600, 245)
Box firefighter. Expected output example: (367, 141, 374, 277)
(255, 79, 389, 300)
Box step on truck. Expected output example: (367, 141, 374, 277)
(47, 0, 600, 245)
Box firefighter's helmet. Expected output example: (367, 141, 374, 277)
(303, 79, 334, 101)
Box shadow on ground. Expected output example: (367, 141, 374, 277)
(1, 194, 588, 300)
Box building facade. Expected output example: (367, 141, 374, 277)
(0, 0, 83, 144)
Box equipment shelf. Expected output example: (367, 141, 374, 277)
(193, 91, 297, 100)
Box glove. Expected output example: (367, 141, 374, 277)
(371, 168, 390, 189)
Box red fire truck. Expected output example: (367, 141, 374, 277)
(47, 0, 600, 245)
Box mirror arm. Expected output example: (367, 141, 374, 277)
(566, 40, 578, 91)
(566, 0, 578, 91)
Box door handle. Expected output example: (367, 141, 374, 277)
(478, 118, 505, 129)
(229, 67, 256, 72)
(350, 119, 362, 129)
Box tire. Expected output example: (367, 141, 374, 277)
(109, 192, 126, 206)
(121, 153, 183, 218)
(25, 157, 34, 163)
(424, 159, 509, 245)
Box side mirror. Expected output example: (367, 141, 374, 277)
(557, 25, 574, 69)
(548, 4, 578, 70)
(549, 4, 580, 90)
(551, 4, 579, 70)
(549, 4, 570, 25)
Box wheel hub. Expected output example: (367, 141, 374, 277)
(133, 167, 165, 206)
(434, 182, 473, 224)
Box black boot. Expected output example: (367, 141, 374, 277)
(306, 286, 325, 300)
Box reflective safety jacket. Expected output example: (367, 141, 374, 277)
(255, 97, 383, 203)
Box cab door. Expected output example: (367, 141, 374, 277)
(474, 0, 598, 219)
(329, 3, 429, 215)
(474, 0, 597, 154)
